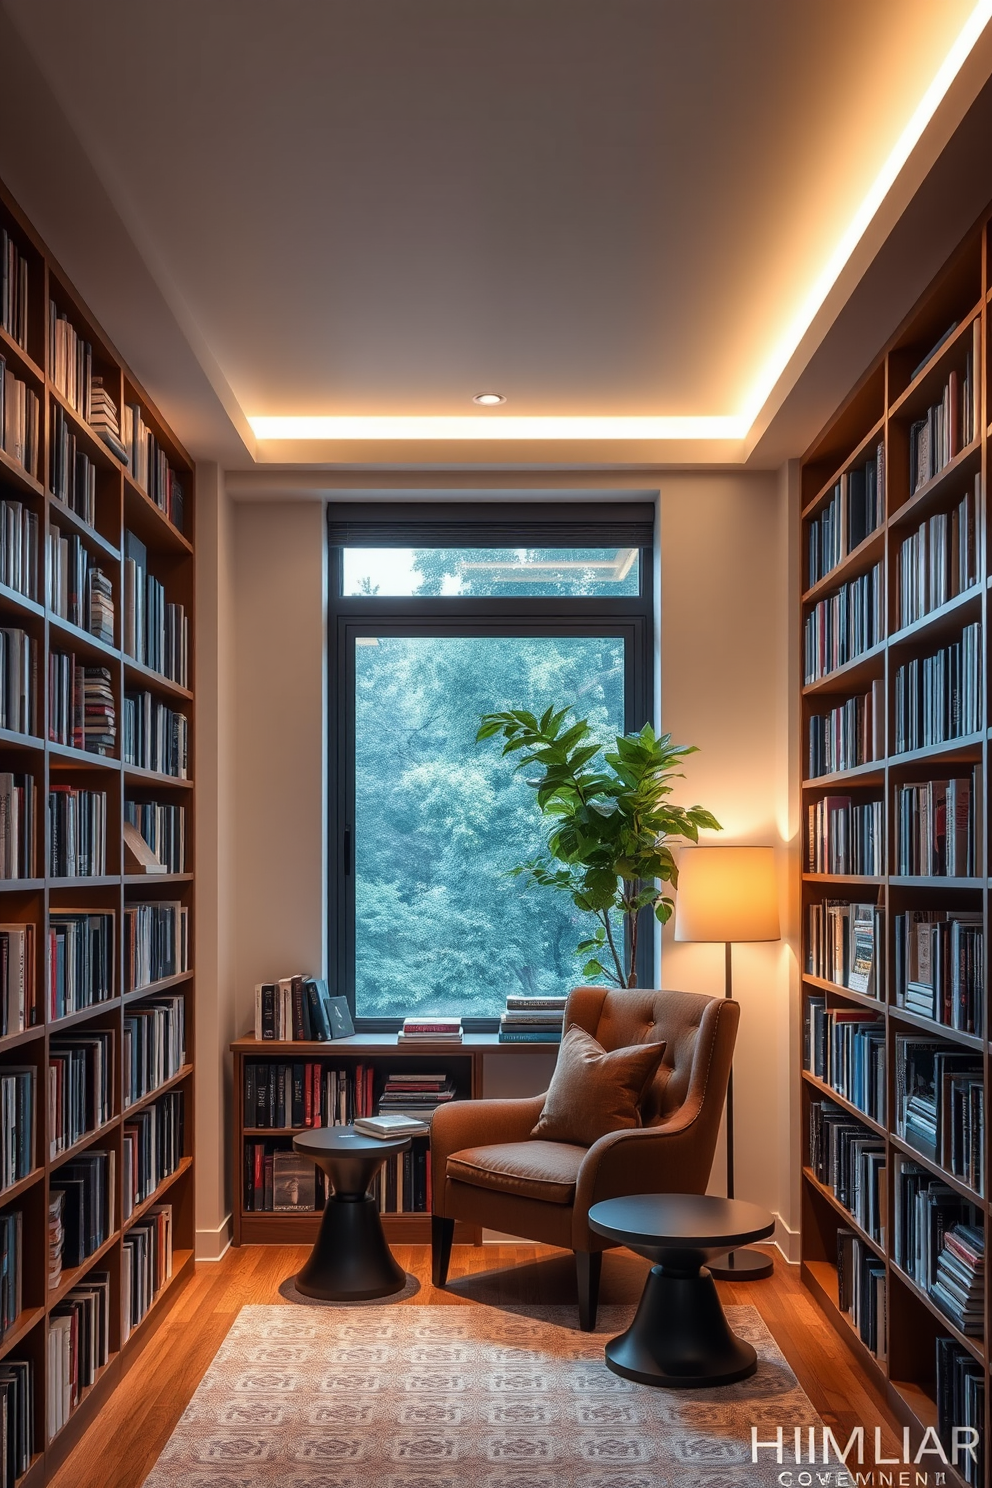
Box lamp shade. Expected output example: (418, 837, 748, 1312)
(673, 846, 780, 944)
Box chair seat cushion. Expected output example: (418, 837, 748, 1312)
(446, 1140, 586, 1204)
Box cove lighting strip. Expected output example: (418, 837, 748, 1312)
(249, 0, 992, 446)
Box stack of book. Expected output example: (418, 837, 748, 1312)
(1, 229, 28, 348)
(122, 1203, 172, 1343)
(932, 1223, 985, 1335)
(49, 304, 91, 415)
(937, 1338, 985, 1486)
(805, 900, 881, 995)
(48, 1273, 110, 1438)
(48, 1191, 64, 1291)
(893, 625, 982, 753)
(87, 375, 128, 463)
(0, 497, 38, 601)
(894, 909, 983, 1033)
(377, 1071, 456, 1118)
(50, 404, 97, 528)
(0, 772, 38, 881)
(398, 1015, 462, 1044)
(896, 479, 981, 627)
(895, 1036, 984, 1182)
(499, 994, 566, 1042)
(0, 359, 41, 479)
(0, 627, 38, 736)
(47, 654, 117, 756)
(803, 561, 884, 683)
(894, 774, 975, 877)
(122, 1089, 183, 1219)
(0, 1358, 33, 1486)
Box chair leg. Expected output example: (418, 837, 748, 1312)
(576, 1250, 602, 1332)
(432, 1216, 455, 1288)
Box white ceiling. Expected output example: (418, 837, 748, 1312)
(2, 0, 990, 467)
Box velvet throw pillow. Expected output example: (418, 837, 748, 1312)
(530, 1025, 666, 1147)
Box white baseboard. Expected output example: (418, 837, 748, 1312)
(196, 1214, 233, 1261)
(772, 1211, 800, 1264)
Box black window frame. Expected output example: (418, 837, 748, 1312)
(327, 502, 656, 1030)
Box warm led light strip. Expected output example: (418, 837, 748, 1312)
(249, 0, 992, 445)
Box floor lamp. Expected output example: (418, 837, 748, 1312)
(673, 844, 781, 1281)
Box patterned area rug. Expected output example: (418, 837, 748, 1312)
(144, 1303, 819, 1488)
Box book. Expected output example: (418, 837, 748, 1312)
(354, 1114, 430, 1138)
(271, 1151, 316, 1210)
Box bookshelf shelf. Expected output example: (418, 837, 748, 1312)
(122, 657, 193, 701)
(801, 524, 886, 605)
(0, 175, 197, 1487)
(122, 1063, 194, 1118)
(799, 208, 991, 1461)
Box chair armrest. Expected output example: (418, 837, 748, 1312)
(430, 1094, 547, 1209)
(572, 1115, 709, 1224)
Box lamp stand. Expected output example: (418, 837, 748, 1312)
(706, 941, 774, 1283)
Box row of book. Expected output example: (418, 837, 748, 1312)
(894, 910, 983, 1035)
(499, 993, 565, 1042)
(123, 1090, 183, 1220)
(47, 524, 115, 644)
(123, 531, 188, 685)
(0, 924, 35, 1035)
(244, 1060, 456, 1129)
(0, 1210, 21, 1338)
(49, 304, 91, 417)
(244, 1138, 432, 1213)
(51, 1149, 115, 1267)
(122, 691, 189, 778)
(804, 997, 885, 1123)
(895, 1163, 984, 1336)
(806, 796, 883, 876)
(123, 995, 186, 1106)
(0, 496, 38, 601)
(0, 771, 36, 880)
(895, 1035, 984, 1193)
(0, 1357, 32, 1486)
(124, 901, 189, 990)
(805, 443, 885, 589)
(0, 628, 36, 737)
(49, 1030, 113, 1156)
(48, 912, 114, 1021)
(892, 624, 982, 753)
(908, 335, 979, 495)
(124, 800, 186, 875)
(805, 900, 880, 995)
(803, 561, 884, 684)
(122, 1204, 173, 1343)
(806, 680, 883, 779)
(0, 361, 40, 480)
(894, 775, 975, 878)
(49, 785, 108, 878)
(807, 1099, 885, 1243)
(937, 1338, 984, 1486)
(48, 1272, 110, 1439)
(123, 405, 185, 532)
(896, 479, 981, 629)
(0, 230, 28, 350)
(48, 654, 116, 756)
(50, 403, 97, 524)
(0, 1067, 33, 1188)
(253, 975, 347, 1042)
(837, 1229, 887, 1361)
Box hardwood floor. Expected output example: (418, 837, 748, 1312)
(52, 1243, 902, 1488)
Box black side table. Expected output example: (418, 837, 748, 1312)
(292, 1126, 412, 1300)
(589, 1193, 775, 1387)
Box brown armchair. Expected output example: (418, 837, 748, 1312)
(430, 985, 740, 1329)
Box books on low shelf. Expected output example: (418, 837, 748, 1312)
(87, 375, 128, 464)
(378, 1070, 456, 1117)
(48, 1191, 63, 1291)
(122, 1089, 183, 1220)
(936, 1337, 985, 1487)
(253, 975, 352, 1042)
(398, 1016, 462, 1043)
(244, 1137, 431, 1214)
(499, 993, 566, 1042)
(0, 1357, 33, 1486)
(836, 1228, 887, 1362)
(48, 1272, 110, 1437)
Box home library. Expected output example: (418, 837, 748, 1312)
(0, 181, 196, 1488)
(799, 207, 992, 1486)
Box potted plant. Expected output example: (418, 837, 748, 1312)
(476, 706, 720, 988)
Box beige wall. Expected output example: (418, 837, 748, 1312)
(197, 477, 799, 1256)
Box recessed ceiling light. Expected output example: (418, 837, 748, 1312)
(473, 392, 505, 406)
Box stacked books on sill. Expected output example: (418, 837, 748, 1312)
(398, 1015, 462, 1044)
(937, 1339, 985, 1488)
(499, 994, 566, 1042)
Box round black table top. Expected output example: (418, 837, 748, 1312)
(293, 1125, 412, 1160)
(588, 1194, 774, 1250)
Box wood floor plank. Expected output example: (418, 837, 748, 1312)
(48, 1243, 906, 1488)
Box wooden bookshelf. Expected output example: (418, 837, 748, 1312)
(230, 1033, 559, 1246)
(0, 177, 195, 1484)
(799, 209, 990, 1483)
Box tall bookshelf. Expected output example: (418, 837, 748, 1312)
(0, 181, 195, 1485)
(800, 212, 991, 1484)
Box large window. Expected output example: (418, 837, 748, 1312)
(329, 504, 655, 1026)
